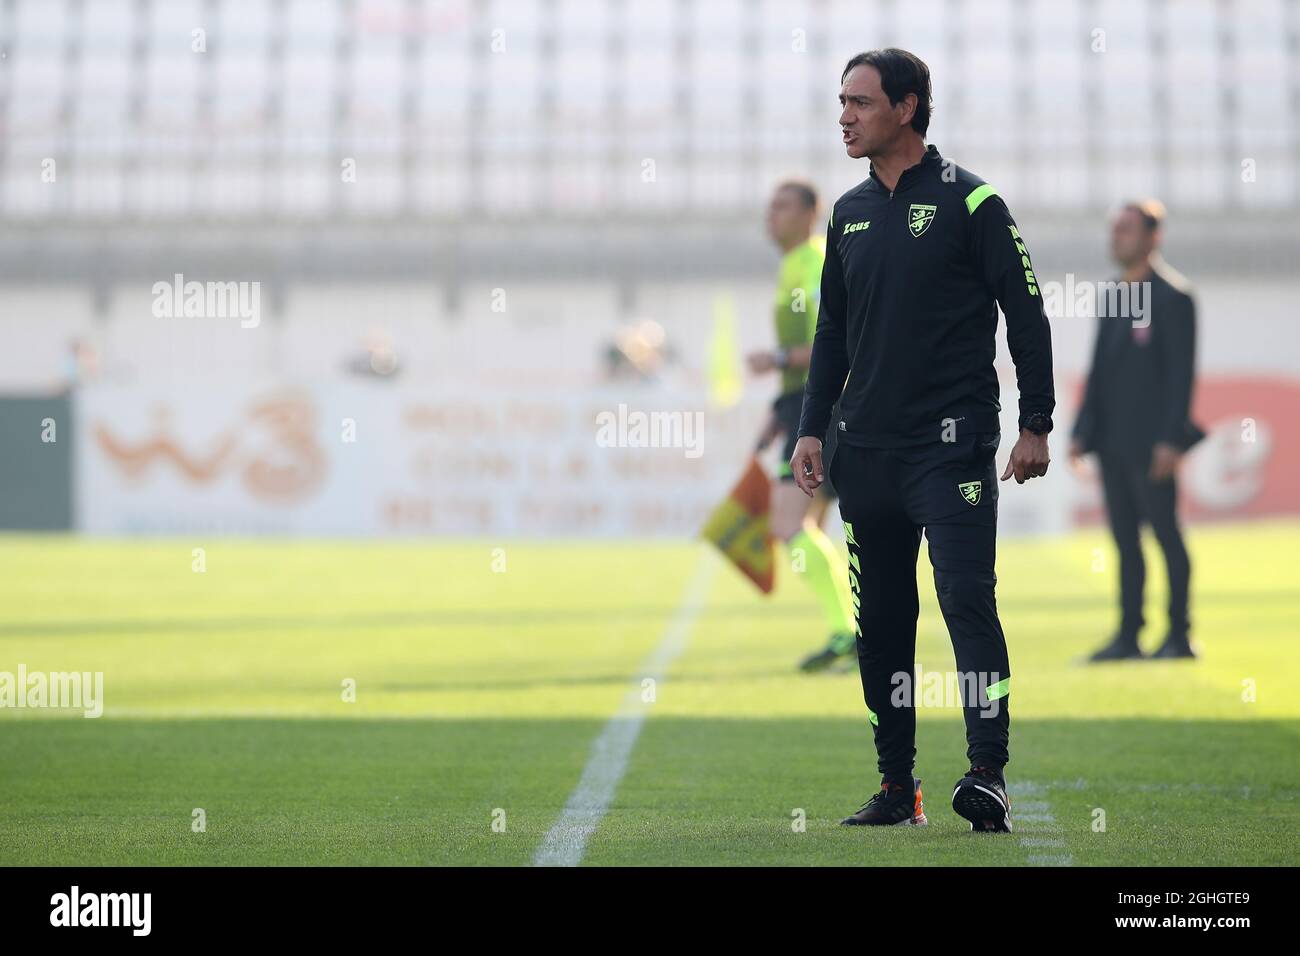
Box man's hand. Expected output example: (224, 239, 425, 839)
(746, 351, 778, 374)
(1149, 442, 1182, 482)
(790, 436, 824, 497)
(1001, 429, 1050, 484)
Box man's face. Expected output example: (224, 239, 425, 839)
(1110, 208, 1157, 267)
(765, 187, 813, 245)
(838, 64, 910, 159)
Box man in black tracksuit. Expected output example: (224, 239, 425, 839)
(1071, 200, 1204, 661)
(790, 49, 1055, 833)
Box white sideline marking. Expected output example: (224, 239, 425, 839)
(1010, 781, 1074, 866)
(533, 549, 717, 867)
(1020, 837, 1068, 848)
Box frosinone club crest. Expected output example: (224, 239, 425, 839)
(909, 203, 936, 237)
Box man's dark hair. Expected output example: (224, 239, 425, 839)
(1123, 198, 1166, 233)
(776, 179, 818, 211)
(841, 48, 933, 137)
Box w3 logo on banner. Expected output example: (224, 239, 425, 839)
(909, 203, 936, 237)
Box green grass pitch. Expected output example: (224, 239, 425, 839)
(0, 523, 1296, 866)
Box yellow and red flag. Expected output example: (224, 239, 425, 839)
(700, 457, 775, 594)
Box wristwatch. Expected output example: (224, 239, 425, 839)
(1020, 412, 1054, 435)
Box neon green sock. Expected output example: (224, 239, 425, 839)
(788, 527, 857, 636)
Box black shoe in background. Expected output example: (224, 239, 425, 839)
(798, 631, 857, 673)
(1088, 632, 1144, 662)
(1151, 633, 1197, 659)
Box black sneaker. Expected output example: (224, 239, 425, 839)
(799, 631, 856, 673)
(1088, 633, 1144, 662)
(840, 777, 928, 827)
(952, 766, 1012, 833)
(1151, 633, 1197, 659)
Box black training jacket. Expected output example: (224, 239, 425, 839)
(797, 144, 1055, 447)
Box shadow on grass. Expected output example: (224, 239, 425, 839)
(0, 715, 1295, 866)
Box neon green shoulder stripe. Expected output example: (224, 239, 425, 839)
(965, 183, 998, 215)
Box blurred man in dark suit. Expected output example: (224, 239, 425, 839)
(1071, 200, 1205, 661)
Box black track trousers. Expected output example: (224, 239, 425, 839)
(830, 429, 1011, 778)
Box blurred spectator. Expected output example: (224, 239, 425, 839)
(345, 328, 401, 379)
(62, 337, 100, 393)
(1072, 200, 1205, 661)
(603, 319, 675, 382)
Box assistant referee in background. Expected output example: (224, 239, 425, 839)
(790, 49, 1055, 833)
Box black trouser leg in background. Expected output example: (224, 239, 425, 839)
(1098, 451, 1192, 637)
(1098, 452, 1146, 637)
(1144, 474, 1191, 636)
